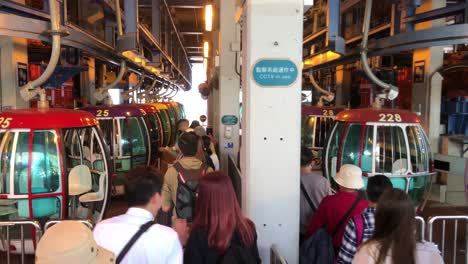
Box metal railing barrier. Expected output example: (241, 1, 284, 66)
(270, 244, 288, 264)
(0, 220, 42, 264)
(415, 216, 426, 241)
(428, 215, 468, 264)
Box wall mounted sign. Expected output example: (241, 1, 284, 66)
(221, 115, 238, 125)
(252, 59, 298, 87)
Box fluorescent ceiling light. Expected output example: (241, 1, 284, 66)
(205, 4, 213, 31)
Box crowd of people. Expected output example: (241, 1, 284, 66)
(299, 147, 444, 264)
(34, 133, 445, 264)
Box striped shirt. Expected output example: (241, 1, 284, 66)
(337, 207, 376, 264)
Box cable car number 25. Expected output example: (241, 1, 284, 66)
(96, 110, 109, 117)
(0, 117, 12, 128)
(379, 113, 402, 122)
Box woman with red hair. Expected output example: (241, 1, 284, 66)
(184, 172, 261, 263)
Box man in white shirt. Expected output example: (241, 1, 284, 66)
(94, 167, 183, 263)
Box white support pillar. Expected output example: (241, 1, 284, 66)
(217, 0, 241, 171)
(411, 0, 446, 153)
(0, 36, 29, 110)
(241, 1, 302, 262)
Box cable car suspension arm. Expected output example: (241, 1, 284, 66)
(360, 0, 398, 103)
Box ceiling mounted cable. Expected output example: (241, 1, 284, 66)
(122, 74, 145, 102)
(19, 0, 67, 109)
(137, 79, 158, 101)
(305, 71, 335, 107)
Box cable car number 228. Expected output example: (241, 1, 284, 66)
(0, 117, 12, 128)
(379, 113, 402, 122)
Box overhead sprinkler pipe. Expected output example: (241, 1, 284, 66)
(360, 0, 398, 103)
(94, 0, 127, 103)
(122, 74, 145, 101)
(19, 0, 64, 108)
(306, 72, 335, 106)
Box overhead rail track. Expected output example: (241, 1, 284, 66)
(302, 0, 468, 71)
(0, 0, 191, 90)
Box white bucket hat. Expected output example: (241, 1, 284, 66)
(36, 221, 115, 264)
(334, 164, 364, 189)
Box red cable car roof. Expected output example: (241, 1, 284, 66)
(336, 108, 421, 123)
(81, 105, 146, 117)
(139, 104, 159, 113)
(0, 108, 98, 129)
(301, 105, 345, 116)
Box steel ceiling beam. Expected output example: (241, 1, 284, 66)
(403, 3, 466, 24)
(307, 23, 468, 71)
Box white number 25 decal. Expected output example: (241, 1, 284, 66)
(379, 114, 402, 122)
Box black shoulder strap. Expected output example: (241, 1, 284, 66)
(300, 181, 316, 212)
(173, 162, 183, 173)
(331, 196, 361, 237)
(116, 221, 155, 264)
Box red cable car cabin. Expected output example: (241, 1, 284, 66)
(301, 105, 345, 150)
(0, 108, 111, 254)
(137, 104, 163, 165)
(81, 105, 150, 195)
(324, 108, 435, 208)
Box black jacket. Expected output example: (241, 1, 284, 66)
(184, 227, 261, 263)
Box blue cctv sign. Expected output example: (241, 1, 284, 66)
(252, 59, 298, 87)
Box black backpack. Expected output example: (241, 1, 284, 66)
(300, 197, 361, 264)
(174, 162, 207, 222)
(220, 233, 258, 264)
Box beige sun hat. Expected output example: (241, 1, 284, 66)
(36, 221, 115, 264)
(334, 164, 364, 189)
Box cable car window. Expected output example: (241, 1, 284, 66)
(302, 116, 315, 148)
(15, 132, 30, 194)
(0, 132, 13, 194)
(327, 121, 346, 178)
(316, 117, 334, 149)
(362, 126, 374, 173)
(341, 124, 362, 167)
(119, 119, 131, 157)
(406, 126, 428, 173)
(375, 126, 408, 174)
(30, 130, 61, 194)
(63, 129, 83, 169)
(91, 129, 105, 172)
(80, 127, 94, 169)
(148, 114, 161, 149)
(129, 117, 146, 156)
(159, 111, 171, 146)
(148, 114, 161, 144)
(98, 119, 113, 151)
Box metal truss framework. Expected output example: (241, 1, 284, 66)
(0, 0, 192, 89)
